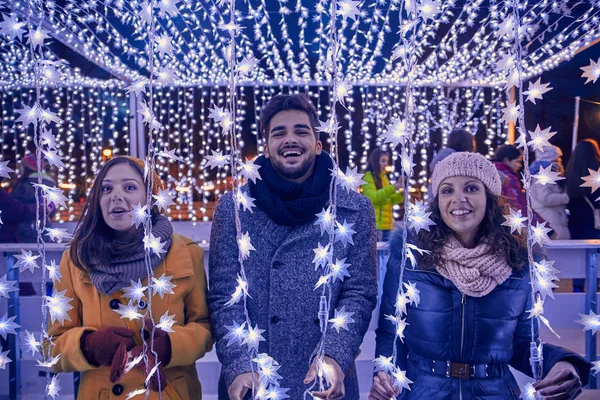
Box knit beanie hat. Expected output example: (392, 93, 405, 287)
(431, 152, 502, 196)
(535, 145, 562, 163)
(119, 156, 164, 196)
(22, 154, 42, 171)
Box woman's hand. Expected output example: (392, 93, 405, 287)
(533, 361, 582, 399)
(369, 371, 400, 400)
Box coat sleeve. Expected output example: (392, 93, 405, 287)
(166, 242, 213, 368)
(321, 199, 378, 373)
(47, 251, 98, 373)
(375, 253, 408, 371)
(535, 185, 569, 207)
(207, 194, 254, 389)
(362, 174, 398, 206)
(509, 282, 591, 385)
(0, 191, 38, 223)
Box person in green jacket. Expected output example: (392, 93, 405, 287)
(361, 148, 404, 242)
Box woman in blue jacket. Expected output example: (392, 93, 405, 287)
(371, 152, 590, 400)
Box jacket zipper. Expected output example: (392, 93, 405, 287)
(459, 293, 466, 400)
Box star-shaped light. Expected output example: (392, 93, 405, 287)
(237, 56, 258, 76)
(45, 260, 62, 283)
(520, 382, 537, 400)
(501, 101, 520, 125)
(151, 274, 176, 299)
(29, 27, 49, 49)
(526, 298, 545, 319)
(156, 311, 176, 333)
(125, 388, 148, 400)
(204, 149, 229, 169)
(334, 220, 356, 247)
(592, 360, 600, 376)
(373, 355, 394, 373)
(527, 125, 556, 153)
(406, 243, 430, 267)
(329, 306, 355, 333)
(531, 221, 552, 246)
(242, 324, 266, 352)
(524, 78, 552, 104)
(124, 353, 144, 375)
(312, 242, 330, 270)
(382, 118, 408, 148)
(392, 367, 413, 392)
(0, 349, 11, 369)
(337, 166, 366, 193)
(138, 100, 161, 132)
(338, 0, 361, 21)
(46, 374, 61, 399)
(316, 118, 340, 135)
(45, 227, 72, 243)
(576, 310, 600, 335)
(122, 279, 147, 304)
(208, 106, 228, 122)
(156, 33, 174, 57)
(532, 165, 564, 186)
(404, 281, 420, 306)
(157, 67, 176, 85)
(158, 0, 180, 16)
(240, 158, 261, 183)
(24, 330, 41, 356)
(535, 274, 559, 300)
(153, 188, 176, 213)
(336, 80, 351, 107)
(395, 293, 409, 316)
(39, 108, 62, 125)
(495, 53, 515, 73)
(0, 275, 18, 298)
(235, 190, 256, 213)
(219, 21, 241, 33)
(534, 259, 559, 278)
(418, 0, 441, 21)
(387, 315, 408, 341)
(262, 386, 289, 400)
(238, 232, 256, 260)
(314, 275, 331, 290)
(0, 14, 26, 41)
(37, 354, 61, 368)
(314, 207, 335, 236)
(15, 104, 41, 126)
(505, 69, 521, 90)
(130, 203, 149, 228)
(254, 355, 282, 387)
(330, 258, 351, 282)
(225, 275, 250, 306)
(14, 249, 40, 274)
(580, 168, 600, 194)
(502, 208, 527, 234)
(114, 303, 143, 321)
(34, 184, 68, 209)
(0, 160, 15, 178)
(408, 201, 435, 233)
(0, 313, 19, 339)
(125, 79, 148, 97)
(496, 17, 515, 38)
(224, 321, 247, 347)
(157, 148, 183, 162)
(400, 151, 415, 175)
(143, 233, 168, 257)
(45, 290, 73, 325)
(581, 58, 600, 84)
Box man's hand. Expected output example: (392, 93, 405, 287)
(533, 361, 582, 400)
(228, 372, 259, 400)
(369, 371, 400, 400)
(304, 355, 345, 400)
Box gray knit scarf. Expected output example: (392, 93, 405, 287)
(88, 215, 173, 295)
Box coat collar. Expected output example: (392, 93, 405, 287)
(79, 233, 194, 284)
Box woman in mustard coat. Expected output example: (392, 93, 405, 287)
(48, 156, 212, 399)
(361, 148, 404, 242)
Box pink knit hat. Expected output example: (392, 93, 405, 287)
(22, 154, 42, 171)
(431, 152, 502, 196)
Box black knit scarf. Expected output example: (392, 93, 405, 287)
(88, 215, 173, 295)
(249, 152, 333, 226)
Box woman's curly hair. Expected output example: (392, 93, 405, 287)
(414, 190, 528, 269)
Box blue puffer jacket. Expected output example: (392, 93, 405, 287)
(375, 231, 591, 399)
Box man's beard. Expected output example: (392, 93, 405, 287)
(270, 152, 316, 180)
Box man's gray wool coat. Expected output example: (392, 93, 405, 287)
(208, 185, 378, 399)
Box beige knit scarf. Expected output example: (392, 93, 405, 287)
(436, 235, 513, 297)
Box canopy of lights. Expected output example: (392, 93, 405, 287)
(1, 0, 600, 399)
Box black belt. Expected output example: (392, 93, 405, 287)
(408, 353, 507, 379)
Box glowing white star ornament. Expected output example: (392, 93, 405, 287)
(0, 160, 14, 178)
(392, 366, 413, 392)
(204, 149, 229, 169)
(242, 325, 266, 352)
(334, 220, 356, 247)
(338, 0, 361, 21)
(502, 208, 527, 234)
(225, 275, 250, 306)
(580, 168, 600, 195)
(14, 249, 40, 274)
(0, 313, 19, 339)
(45, 260, 62, 283)
(143, 233, 168, 257)
(527, 125, 556, 153)
(114, 303, 143, 321)
(330, 258, 351, 282)
(45, 227, 72, 243)
(532, 165, 564, 186)
(122, 279, 147, 304)
(151, 274, 176, 299)
(329, 306, 355, 333)
(337, 166, 366, 193)
(47, 374, 61, 399)
(315, 207, 335, 236)
(0, 349, 11, 369)
(46, 290, 73, 325)
(501, 101, 520, 125)
(531, 221, 552, 246)
(312, 242, 330, 271)
(524, 78, 552, 104)
(373, 355, 394, 373)
(130, 203, 149, 228)
(576, 310, 600, 335)
(153, 189, 176, 213)
(240, 158, 261, 183)
(224, 321, 247, 347)
(237, 232, 256, 260)
(156, 311, 176, 333)
(581, 58, 600, 84)
(0, 275, 18, 298)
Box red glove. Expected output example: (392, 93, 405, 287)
(80, 327, 136, 367)
(110, 319, 172, 391)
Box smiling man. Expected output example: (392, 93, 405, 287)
(208, 94, 377, 399)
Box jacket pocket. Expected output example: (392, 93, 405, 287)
(172, 377, 189, 399)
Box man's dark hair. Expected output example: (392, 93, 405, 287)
(259, 94, 320, 140)
(447, 129, 475, 152)
(494, 144, 521, 162)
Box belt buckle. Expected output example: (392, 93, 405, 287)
(450, 362, 471, 379)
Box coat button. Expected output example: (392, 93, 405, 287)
(109, 299, 121, 310)
(271, 316, 280, 324)
(272, 261, 281, 269)
(112, 384, 124, 396)
(138, 299, 147, 309)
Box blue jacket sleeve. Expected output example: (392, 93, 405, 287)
(510, 282, 591, 385)
(375, 252, 408, 371)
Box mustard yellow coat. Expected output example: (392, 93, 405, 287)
(48, 234, 213, 400)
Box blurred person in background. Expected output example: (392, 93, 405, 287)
(361, 148, 404, 242)
(529, 146, 570, 240)
(429, 128, 477, 175)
